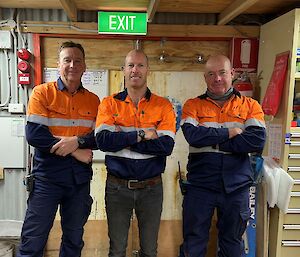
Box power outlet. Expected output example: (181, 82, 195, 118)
(8, 103, 25, 113)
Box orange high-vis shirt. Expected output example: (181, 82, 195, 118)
(27, 81, 100, 137)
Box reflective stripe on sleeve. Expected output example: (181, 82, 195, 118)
(180, 117, 198, 126)
(157, 130, 175, 139)
(245, 118, 266, 128)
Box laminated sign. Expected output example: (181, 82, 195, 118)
(262, 51, 289, 116)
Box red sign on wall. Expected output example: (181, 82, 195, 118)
(230, 38, 259, 72)
(262, 51, 289, 117)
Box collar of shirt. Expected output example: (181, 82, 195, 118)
(57, 77, 84, 92)
(114, 87, 152, 102)
(198, 87, 241, 100)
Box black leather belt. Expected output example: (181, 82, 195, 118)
(107, 174, 162, 189)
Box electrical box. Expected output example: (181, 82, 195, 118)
(0, 116, 26, 168)
(8, 103, 25, 114)
(0, 31, 12, 49)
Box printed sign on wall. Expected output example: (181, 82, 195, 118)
(230, 38, 259, 72)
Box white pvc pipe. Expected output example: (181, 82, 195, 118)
(0, 50, 11, 107)
(11, 28, 19, 104)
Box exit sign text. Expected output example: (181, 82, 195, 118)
(98, 12, 147, 35)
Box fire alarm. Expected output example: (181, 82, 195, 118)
(17, 48, 31, 60)
(18, 60, 30, 72)
(18, 73, 31, 85)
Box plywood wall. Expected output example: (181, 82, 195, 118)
(108, 70, 207, 220)
(43, 37, 229, 71)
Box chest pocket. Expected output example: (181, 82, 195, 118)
(197, 107, 217, 124)
(47, 105, 67, 118)
(227, 108, 248, 122)
(78, 108, 97, 120)
(113, 113, 135, 127)
(140, 115, 160, 128)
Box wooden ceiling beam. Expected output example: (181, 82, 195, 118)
(218, 0, 259, 25)
(15, 21, 260, 38)
(147, 0, 160, 23)
(60, 0, 77, 22)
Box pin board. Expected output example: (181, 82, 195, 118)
(0, 116, 26, 168)
(43, 68, 108, 161)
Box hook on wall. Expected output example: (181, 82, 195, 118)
(196, 54, 206, 64)
(134, 39, 142, 50)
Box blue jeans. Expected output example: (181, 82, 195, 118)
(105, 179, 163, 257)
(179, 186, 250, 257)
(17, 178, 92, 257)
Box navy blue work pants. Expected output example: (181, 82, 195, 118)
(17, 178, 92, 257)
(179, 186, 250, 257)
(105, 180, 163, 257)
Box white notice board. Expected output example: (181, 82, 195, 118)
(43, 68, 109, 101)
(43, 68, 108, 161)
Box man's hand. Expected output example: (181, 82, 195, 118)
(50, 136, 79, 156)
(228, 128, 243, 139)
(145, 129, 158, 140)
(71, 149, 93, 164)
(137, 129, 158, 143)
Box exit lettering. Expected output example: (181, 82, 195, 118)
(109, 15, 136, 31)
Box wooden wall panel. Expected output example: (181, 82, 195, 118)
(42, 37, 228, 71)
(99, 70, 207, 221)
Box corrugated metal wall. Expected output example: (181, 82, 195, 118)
(0, 12, 34, 222)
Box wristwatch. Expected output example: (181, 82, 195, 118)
(77, 136, 86, 148)
(138, 130, 146, 141)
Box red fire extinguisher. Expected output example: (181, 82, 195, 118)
(233, 72, 253, 97)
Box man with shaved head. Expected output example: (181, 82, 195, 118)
(178, 55, 266, 257)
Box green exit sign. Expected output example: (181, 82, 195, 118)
(98, 11, 147, 35)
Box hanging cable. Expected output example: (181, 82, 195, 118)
(11, 28, 19, 104)
(17, 10, 26, 49)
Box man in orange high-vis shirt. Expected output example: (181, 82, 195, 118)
(178, 55, 266, 257)
(17, 41, 100, 257)
(95, 49, 176, 257)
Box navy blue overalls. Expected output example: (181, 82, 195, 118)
(178, 91, 266, 257)
(17, 78, 99, 257)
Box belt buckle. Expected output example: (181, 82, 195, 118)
(127, 179, 139, 189)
